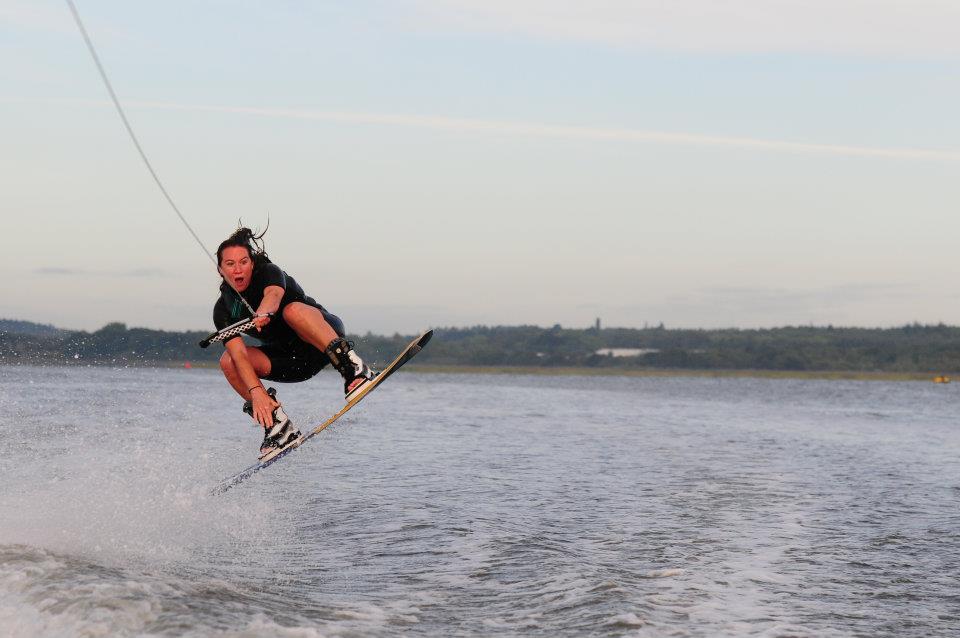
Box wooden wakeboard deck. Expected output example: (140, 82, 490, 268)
(211, 329, 433, 495)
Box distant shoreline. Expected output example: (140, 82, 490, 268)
(6, 360, 943, 382)
(407, 365, 951, 382)
(6, 319, 960, 380)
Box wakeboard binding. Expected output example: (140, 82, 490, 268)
(325, 337, 376, 401)
(243, 387, 302, 459)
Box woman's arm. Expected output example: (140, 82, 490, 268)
(252, 285, 285, 331)
(224, 337, 277, 427)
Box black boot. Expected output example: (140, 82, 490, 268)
(325, 338, 376, 401)
(243, 387, 302, 458)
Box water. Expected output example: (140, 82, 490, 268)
(0, 365, 958, 637)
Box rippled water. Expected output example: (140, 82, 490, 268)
(0, 364, 958, 637)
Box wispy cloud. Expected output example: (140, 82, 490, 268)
(98, 100, 960, 162)
(33, 266, 171, 278)
(34, 267, 84, 276)
(405, 0, 960, 58)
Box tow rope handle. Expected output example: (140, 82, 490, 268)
(199, 313, 275, 349)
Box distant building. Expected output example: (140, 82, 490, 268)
(595, 348, 659, 357)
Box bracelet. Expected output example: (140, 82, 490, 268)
(249, 385, 264, 394)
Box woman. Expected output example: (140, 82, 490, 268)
(213, 227, 374, 458)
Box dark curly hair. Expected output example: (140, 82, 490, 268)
(216, 223, 272, 270)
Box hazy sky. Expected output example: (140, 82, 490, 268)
(3, 1, 960, 334)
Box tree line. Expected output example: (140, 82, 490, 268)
(2, 319, 960, 372)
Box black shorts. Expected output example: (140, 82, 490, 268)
(257, 310, 346, 383)
(256, 341, 329, 383)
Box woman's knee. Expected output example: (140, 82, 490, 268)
(325, 312, 346, 337)
(219, 351, 235, 374)
(282, 302, 309, 325)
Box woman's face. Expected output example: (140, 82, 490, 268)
(219, 246, 254, 292)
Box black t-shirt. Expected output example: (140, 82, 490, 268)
(212, 261, 323, 345)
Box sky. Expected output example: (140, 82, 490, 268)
(2, 0, 960, 334)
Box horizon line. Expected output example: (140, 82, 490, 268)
(3, 316, 957, 335)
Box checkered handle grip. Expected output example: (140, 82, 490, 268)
(198, 313, 273, 349)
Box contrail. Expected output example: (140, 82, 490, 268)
(28, 96, 960, 162)
(120, 100, 960, 162)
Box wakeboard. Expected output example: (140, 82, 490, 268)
(210, 329, 433, 495)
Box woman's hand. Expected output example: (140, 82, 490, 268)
(253, 313, 272, 331)
(255, 285, 285, 332)
(250, 387, 280, 428)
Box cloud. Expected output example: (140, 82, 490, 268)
(405, 0, 960, 58)
(32, 267, 170, 278)
(97, 100, 960, 162)
(34, 267, 84, 276)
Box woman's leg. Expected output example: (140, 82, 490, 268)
(282, 302, 373, 398)
(281, 302, 340, 350)
(219, 345, 272, 399)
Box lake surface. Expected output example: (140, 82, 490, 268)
(0, 364, 958, 637)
